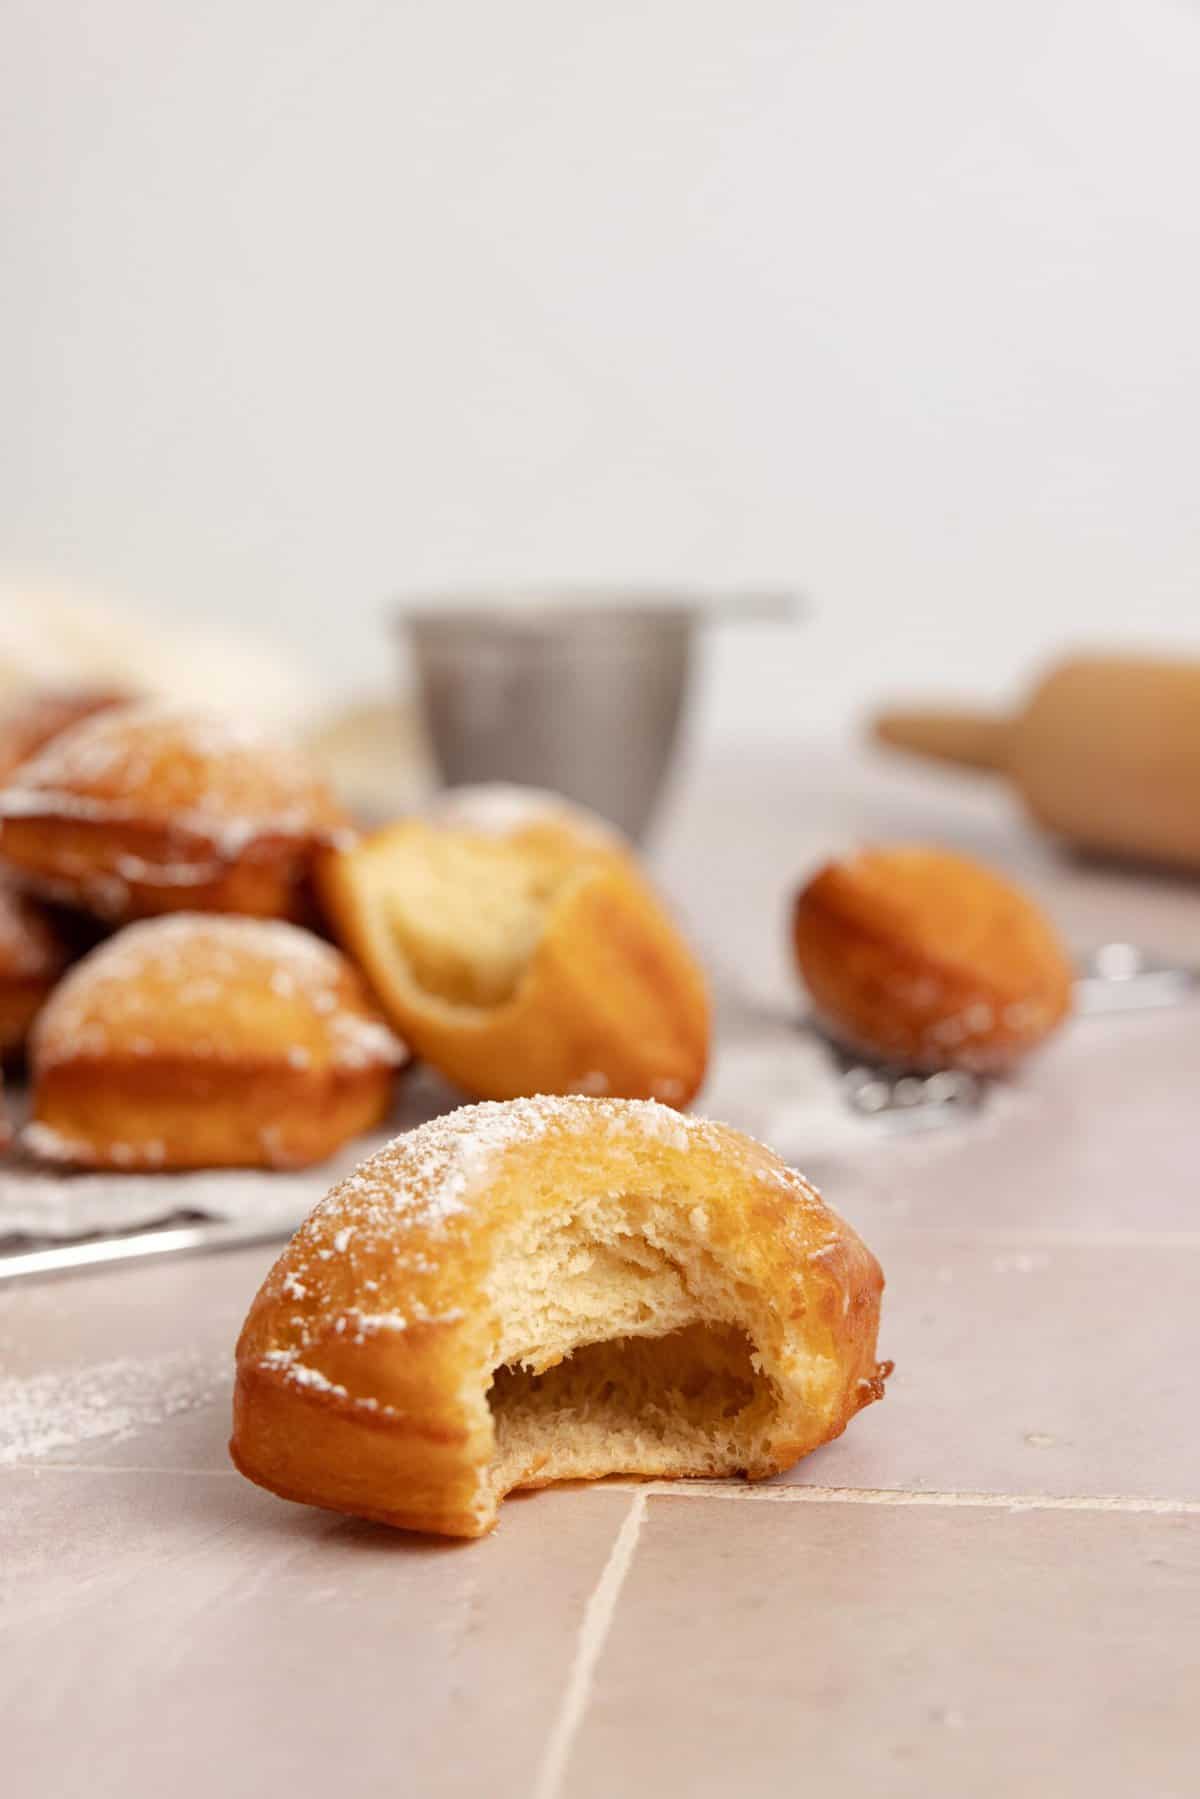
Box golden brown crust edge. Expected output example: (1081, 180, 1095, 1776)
(0, 686, 133, 785)
(0, 699, 350, 924)
(0, 977, 59, 1060)
(0, 815, 334, 923)
(28, 1057, 395, 1170)
(793, 847, 1074, 1071)
(315, 833, 711, 1106)
(231, 1097, 889, 1537)
(0, 883, 73, 1056)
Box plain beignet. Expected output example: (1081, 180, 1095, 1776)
(315, 785, 710, 1106)
(25, 914, 407, 1170)
(793, 845, 1074, 1071)
(0, 700, 348, 923)
(231, 1095, 890, 1537)
(0, 685, 131, 785)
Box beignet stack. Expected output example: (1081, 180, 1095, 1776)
(0, 705, 713, 1169)
(232, 1095, 889, 1536)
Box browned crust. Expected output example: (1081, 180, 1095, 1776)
(792, 846, 1074, 1071)
(29, 1056, 395, 1171)
(0, 976, 58, 1060)
(230, 1352, 488, 1537)
(0, 814, 335, 924)
(0, 884, 73, 1058)
(0, 687, 132, 785)
(231, 1099, 889, 1537)
(315, 831, 711, 1106)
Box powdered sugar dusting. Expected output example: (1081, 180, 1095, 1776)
(247, 1095, 828, 1402)
(0, 1350, 227, 1466)
(428, 783, 623, 849)
(260, 1350, 349, 1400)
(301, 1094, 817, 1247)
(19, 1119, 93, 1164)
(280, 1096, 819, 1289)
(0, 698, 343, 851)
(31, 914, 407, 1072)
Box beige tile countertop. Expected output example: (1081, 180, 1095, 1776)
(3, 742, 1198, 1797)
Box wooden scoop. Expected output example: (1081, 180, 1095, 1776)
(873, 654, 1200, 871)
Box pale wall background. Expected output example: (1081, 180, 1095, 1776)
(5, 0, 1200, 741)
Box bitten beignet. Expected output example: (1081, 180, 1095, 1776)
(0, 700, 348, 922)
(793, 845, 1073, 1070)
(26, 915, 407, 1170)
(0, 880, 71, 1059)
(316, 785, 710, 1106)
(231, 1095, 890, 1537)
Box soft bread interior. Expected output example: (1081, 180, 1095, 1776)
(481, 1198, 787, 1498)
(488, 1323, 777, 1494)
(368, 828, 581, 1010)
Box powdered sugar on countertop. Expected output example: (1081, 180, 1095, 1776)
(0, 1349, 228, 1466)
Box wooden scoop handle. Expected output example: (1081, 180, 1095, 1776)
(872, 706, 1014, 774)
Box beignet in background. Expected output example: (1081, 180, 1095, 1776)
(793, 845, 1073, 1071)
(231, 1095, 890, 1537)
(0, 700, 348, 923)
(0, 686, 132, 785)
(0, 880, 71, 1060)
(25, 915, 407, 1170)
(316, 785, 710, 1106)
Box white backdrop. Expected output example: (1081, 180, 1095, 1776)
(5, 0, 1200, 740)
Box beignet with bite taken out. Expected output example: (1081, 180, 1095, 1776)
(315, 784, 710, 1107)
(231, 1095, 890, 1537)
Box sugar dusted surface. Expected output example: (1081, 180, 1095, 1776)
(304, 1092, 823, 1245)
(31, 913, 407, 1071)
(428, 783, 623, 849)
(0, 1349, 226, 1466)
(252, 1095, 830, 1398)
(0, 698, 341, 849)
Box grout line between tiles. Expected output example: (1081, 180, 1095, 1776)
(7, 1464, 1198, 1515)
(629, 1481, 1200, 1514)
(531, 1489, 647, 1799)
